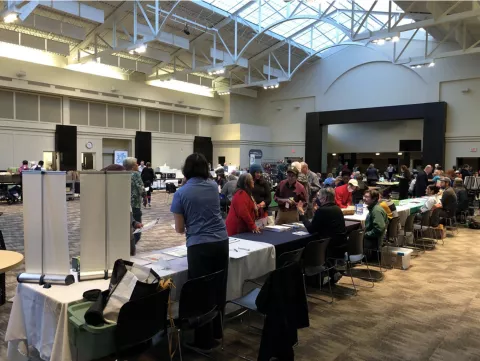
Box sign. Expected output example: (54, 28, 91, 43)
(249, 149, 263, 159)
(249, 154, 256, 165)
(471, 148, 478, 152)
(114, 150, 128, 166)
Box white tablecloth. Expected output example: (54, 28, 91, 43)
(344, 204, 412, 228)
(6, 239, 275, 361)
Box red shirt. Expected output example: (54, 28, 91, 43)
(335, 184, 352, 208)
(274, 180, 307, 212)
(226, 189, 257, 236)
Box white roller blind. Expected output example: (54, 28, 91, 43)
(160, 112, 173, 133)
(40, 95, 61, 123)
(173, 113, 185, 134)
(89, 102, 107, 127)
(0, 89, 13, 119)
(108, 104, 123, 128)
(16, 92, 39, 121)
(146, 109, 159, 132)
(124, 107, 139, 130)
(70, 99, 88, 126)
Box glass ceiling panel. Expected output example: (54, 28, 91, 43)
(200, 0, 415, 54)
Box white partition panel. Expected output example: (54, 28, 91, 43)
(23, 172, 70, 275)
(80, 172, 131, 274)
(80, 173, 107, 272)
(106, 173, 131, 270)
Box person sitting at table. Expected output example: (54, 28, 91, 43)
(352, 174, 366, 204)
(414, 165, 433, 197)
(453, 177, 469, 218)
(363, 189, 388, 251)
(324, 173, 335, 187)
(379, 197, 398, 220)
(171, 153, 229, 352)
(297, 188, 347, 259)
(438, 177, 457, 221)
(334, 179, 358, 208)
(274, 167, 307, 225)
(419, 185, 441, 215)
(226, 173, 261, 235)
(250, 164, 272, 227)
(366, 163, 379, 186)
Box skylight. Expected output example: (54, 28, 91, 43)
(200, 0, 419, 55)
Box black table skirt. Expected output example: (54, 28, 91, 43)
(236, 220, 361, 257)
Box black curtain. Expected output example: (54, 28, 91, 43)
(194, 136, 213, 166)
(55, 125, 77, 171)
(135, 131, 152, 164)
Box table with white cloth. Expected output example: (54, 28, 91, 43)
(5, 239, 275, 361)
(344, 204, 412, 228)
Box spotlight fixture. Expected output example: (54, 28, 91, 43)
(129, 45, 147, 55)
(376, 153, 380, 156)
(218, 91, 230, 95)
(207, 67, 225, 76)
(392, 36, 400, 42)
(262, 82, 280, 90)
(4, 13, 18, 24)
(398, 152, 403, 155)
(184, 24, 190, 36)
(373, 35, 400, 45)
(376, 39, 385, 46)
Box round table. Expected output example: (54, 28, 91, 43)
(0, 250, 24, 273)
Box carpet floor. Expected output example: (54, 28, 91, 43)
(0, 192, 479, 361)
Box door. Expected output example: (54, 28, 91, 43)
(43, 151, 55, 170)
(81, 153, 95, 170)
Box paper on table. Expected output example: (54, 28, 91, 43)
(264, 225, 290, 232)
(229, 237, 241, 244)
(141, 253, 176, 263)
(292, 231, 310, 236)
(162, 245, 188, 258)
(133, 218, 160, 234)
(229, 247, 249, 259)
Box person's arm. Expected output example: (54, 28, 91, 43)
(173, 213, 185, 234)
(221, 182, 229, 196)
(274, 183, 285, 204)
(365, 208, 386, 239)
(299, 208, 323, 234)
(133, 173, 144, 195)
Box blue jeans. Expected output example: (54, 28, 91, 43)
(132, 207, 142, 243)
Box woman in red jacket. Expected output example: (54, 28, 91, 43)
(226, 173, 261, 236)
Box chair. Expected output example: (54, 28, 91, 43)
(0, 230, 6, 305)
(413, 211, 432, 251)
(344, 230, 375, 292)
(444, 205, 459, 236)
(176, 269, 225, 360)
(386, 217, 400, 246)
(400, 213, 423, 256)
(363, 228, 388, 273)
(302, 238, 334, 303)
(277, 247, 305, 268)
(115, 287, 171, 360)
(165, 183, 176, 205)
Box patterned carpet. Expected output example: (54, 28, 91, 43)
(0, 192, 480, 361)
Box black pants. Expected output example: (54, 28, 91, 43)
(187, 240, 229, 348)
(132, 207, 142, 242)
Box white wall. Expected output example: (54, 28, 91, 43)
(152, 134, 194, 170)
(256, 42, 480, 169)
(230, 94, 259, 125)
(328, 120, 424, 153)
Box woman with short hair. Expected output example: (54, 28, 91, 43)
(170, 153, 228, 352)
(226, 173, 261, 236)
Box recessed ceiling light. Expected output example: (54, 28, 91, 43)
(376, 153, 380, 155)
(332, 153, 336, 156)
(398, 152, 403, 155)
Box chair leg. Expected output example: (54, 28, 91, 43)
(346, 261, 357, 295)
(177, 329, 183, 361)
(364, 256, 375, 288)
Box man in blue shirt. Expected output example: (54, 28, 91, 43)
(170, 153, 228, 352)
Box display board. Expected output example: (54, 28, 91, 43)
(80, 172, 131, 275)
(23, 172, 70, 275)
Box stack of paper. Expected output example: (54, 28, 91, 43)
(264, 225, 291, 232)
(162, 245, 188, 258)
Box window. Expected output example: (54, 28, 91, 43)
(0, 89, 13, 119)
(16, 92, 39, 121)
(146, 109, 159, 132)
(70, 100, 89, 126)
(173, 113, 185, 134)
(107, 105, 123, 128)
(89, 102, 107, 127)
(40, 95, 61, 123)
(124, 107, 140, 130)
(186, 115, 198, 135)
(160, 112, 173, 133)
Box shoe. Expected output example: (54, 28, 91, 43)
(148, 204, 151, 207)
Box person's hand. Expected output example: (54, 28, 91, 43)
(313, 202, 319, 212)
(258, 201, 266, 208)
(289, 198, 296, 205)
(135, 223, 143, 229)
(252, 227, 261, 234)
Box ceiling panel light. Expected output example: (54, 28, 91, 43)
(4, 13, 18, 24)
(136, 45, 147, 54)
(67, 61, 125, 80)
(149, 79, 213, 97)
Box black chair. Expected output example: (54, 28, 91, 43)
(363, 228, 388, 273)
(400, 213, 423, 256)
(0, 230, 6, 305)
(277, 247, 305, 268)
(413, 211, 432, 251)
(176, 269, 225, 360)
(115, 287, 171, 360)
(302, 238, 334, 303)
(444, 204, 459, 236)
(344, 230, 375, 292)
(386, 217, 400, 246)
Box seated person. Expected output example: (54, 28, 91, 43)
(334, 179, 358, 208)
(379, 197, 398, 220)
(324, 173, 335, 187)
(420, 185, 441, 214)
(453, 177, 469, 216)
(363, 189, 388, 251)
(439, 177, 457, 219)
(352, 174, 366, 204)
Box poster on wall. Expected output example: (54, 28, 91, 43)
(114, 150, 128, 166)
(250, 154, 256, 165)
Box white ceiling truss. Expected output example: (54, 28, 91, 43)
(1, 1, 480, 93)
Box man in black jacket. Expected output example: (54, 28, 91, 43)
(414, 164, 433, 197)
(297, 187, 346, 258)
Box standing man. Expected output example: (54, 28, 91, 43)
(138, 160, 146, 172)
(363, 189, 388, 251)
(274, 167, 307, 225)
(335, 179, 358, 208)
(301, 162, 321, 217)
(414, 165, 433, 197)
(124, 157, 144, 243)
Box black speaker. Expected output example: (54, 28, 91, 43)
(135, 131, 152, 164)
(194, 136, 213, 165)
(55, 125, 77, 171)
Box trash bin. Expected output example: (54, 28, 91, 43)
(68, 301, 116, 361)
